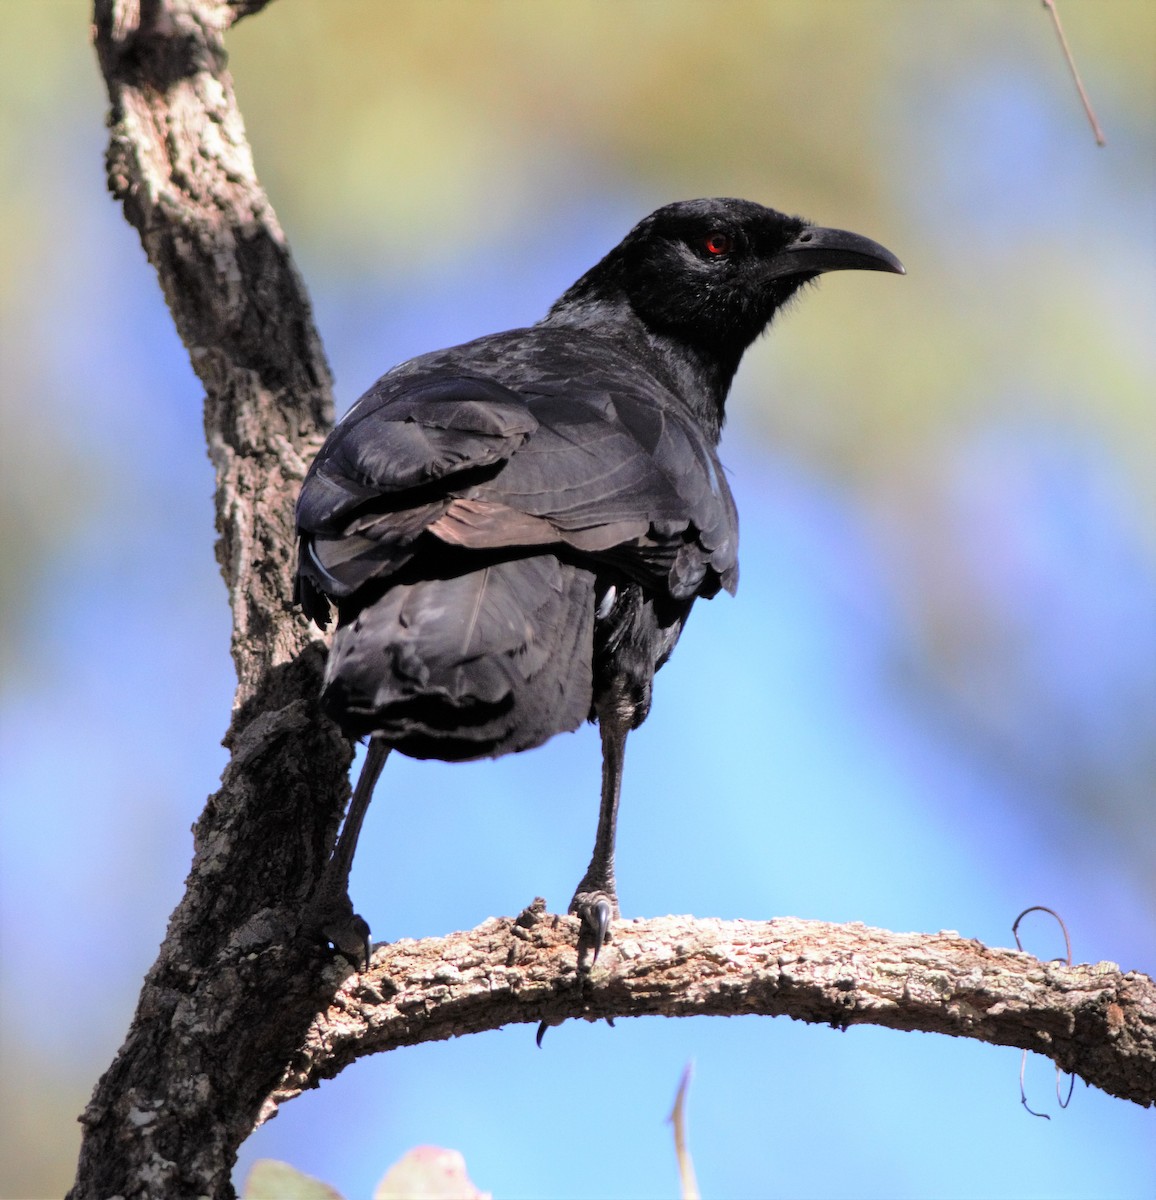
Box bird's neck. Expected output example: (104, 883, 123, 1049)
(543, 294, 737, 444)
(648, 333, 741, 441)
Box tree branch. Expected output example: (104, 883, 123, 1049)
(270, 909, 1156, 1114)
(74, 2, 353, 1197)
(75, 2, 1152, 1197)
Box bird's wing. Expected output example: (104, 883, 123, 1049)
(295, 374, 539, 621)
(431, 385, 738, 601)
(296, 361, 738, 625)
(297, 374, 538, 534)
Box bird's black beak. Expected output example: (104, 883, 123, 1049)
(767, 226, 905, 280)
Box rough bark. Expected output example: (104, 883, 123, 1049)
(270, 908, 1156, 1115)
(74, 2, 1155, 1198)
(75, 2, 353, 1198)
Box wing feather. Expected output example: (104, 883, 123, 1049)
(296, 327, 739, 627)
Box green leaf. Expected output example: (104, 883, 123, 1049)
(242, 1158, 346, 1200)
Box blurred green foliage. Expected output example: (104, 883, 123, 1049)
(0, 2, 106, 681)
(4, 1, 1154, 608)
(4, 2, 1152, 644)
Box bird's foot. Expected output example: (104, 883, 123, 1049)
(535, 888, 618, 1045)
(306, 886, 372, 970)
(568, 887, 619, 965)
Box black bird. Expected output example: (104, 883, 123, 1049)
(296, 197, 903, 962)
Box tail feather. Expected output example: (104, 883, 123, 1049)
(323, 555, 595, 760)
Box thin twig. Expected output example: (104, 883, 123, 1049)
(668, 1062, 701, 1200)
(1040, 0, 1107, 146)
(1013, 906, 1078, 1118)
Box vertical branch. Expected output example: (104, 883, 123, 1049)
(73, 2, 353, 1196)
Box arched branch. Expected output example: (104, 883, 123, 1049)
(270, 910, 1156, 1116)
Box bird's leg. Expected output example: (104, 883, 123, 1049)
(569, 705, 630, 960)
(307, 734, 390, 967)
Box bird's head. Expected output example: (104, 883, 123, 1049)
(549, 198, 903, 425)
(619, 197, 903, 345)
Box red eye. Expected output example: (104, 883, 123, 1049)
(704, 232, 733, 256)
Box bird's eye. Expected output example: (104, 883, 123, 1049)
(703, 232, 733, 256)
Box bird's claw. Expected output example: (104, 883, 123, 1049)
(307, 890, 372, 970)
(586, 897, 613, 961)
(569, 889, 618, 965)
